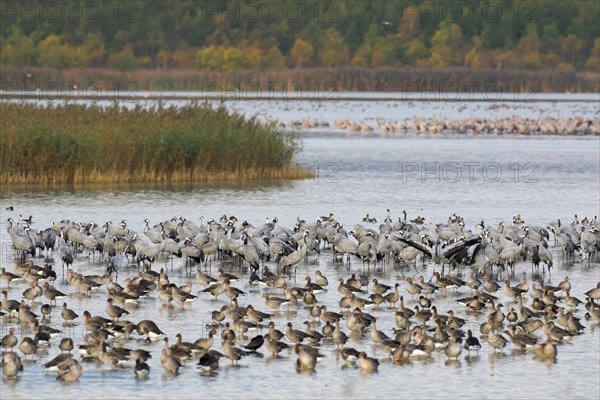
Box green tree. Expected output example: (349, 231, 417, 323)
(318, 28, 349, 67)
(351, 44, 372, 67)
(404, 38, 428, 65)
(107, 44, 139, 71)
(156, 49, 169, 70)
(398, 5, 420, 38)
(0, 27, 36, 67)
(171, 50, 194, 68)
(0, 0, 597, 72)
(429, 22, 464, 68)
(584, 38, 600, 71)
(561, 34, 584, 65)
(37, 35, 78, 69)
(221, 47, 243, 71)
(243, 45, 264, 71)
(36, 35, 61, 68)
(196, 46, 220, 70)
(516, 25, 543, 69)
(465, 36, 487, 69)
(264, 46, 286, 70)
(80, 33, 107, 68)
(290, 38, 313, 68)
(371, 38, 398, 67)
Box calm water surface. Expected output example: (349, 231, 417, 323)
(0, 137, 599, 399)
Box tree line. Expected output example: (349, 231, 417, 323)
(1, 0, 598, 72)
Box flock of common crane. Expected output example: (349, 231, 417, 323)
(5, 212, 600, 276)
(1, 210, 599, 381)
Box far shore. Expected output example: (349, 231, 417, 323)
(1, 90, 598, 103)
(1, 67, 598, 94)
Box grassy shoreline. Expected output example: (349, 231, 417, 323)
(0, 103, 312, 185)
(1, 67, 598, 93)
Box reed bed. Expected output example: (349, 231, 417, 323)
(0, 103, 312, 185)
(2, 67, 598, 93)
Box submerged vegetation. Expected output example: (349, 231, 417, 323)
(0, 103, 311, 185)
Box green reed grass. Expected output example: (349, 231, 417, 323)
(0, 103, 312, 185)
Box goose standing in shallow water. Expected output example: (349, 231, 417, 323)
(2, 352, 23, 379)
(43, 281, 67, 305)
(445, 338, 463, 359)
(266, 321, 284, 342)
(0, 267, 21, 288)
(61, 302, 78, 325)
(57, 359, 83, 382)
(487, 329, 508, 352)
(295, 344, 320, 371)
(57, 337, 73, 354)
(341, 347, 360, 364)
(197, 351, 221, 372)
(315, 270, 329, 287)
(134, 359, 150, 378)
(464, 330, 481, 354)
(223, 341, 251, 365)
(357, 352, 379, 371)
(533, 342, 558, 360)
(136, 320, 165, 341)
(2, 290, 20, 315)
(19, 336, 37, 359)
(161, 348, 181, 374)
(405, 277, 422, 299)
(106, 298, 129, 321)
(1, 327, 18, 351)
(286, 322, 312, 344)
(265, 336, 289, 356)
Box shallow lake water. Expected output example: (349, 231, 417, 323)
(1, 134, 599, 399)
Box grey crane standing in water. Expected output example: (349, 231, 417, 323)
(7, 218, 36, 261)
(107, 245, 129, 278)
(332, 231, 358, 268)
(467, 242, 500, 274)
(580, 226, 599, 263)
(279, 231, 309, 275)
(396, 233, 481, 273)
(357, 242, 377, 270)
(27, 229, 44, 258)
(531, 245, 553, 274)
(106, 220, 129, 237)
(56, 234, 74, 273)
(498, 236, 524, 273)
(180, 238, 205, 270)
(266, 236, 294, 263)
(137, 241, 166, 267)
(241, 233, 260, 273)
(143, 219, 165, 244)
(41, 227, 57, 259)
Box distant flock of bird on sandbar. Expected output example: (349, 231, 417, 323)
(285, 116, 600, 137)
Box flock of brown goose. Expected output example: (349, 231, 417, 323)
(2, 211, 600, 382)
